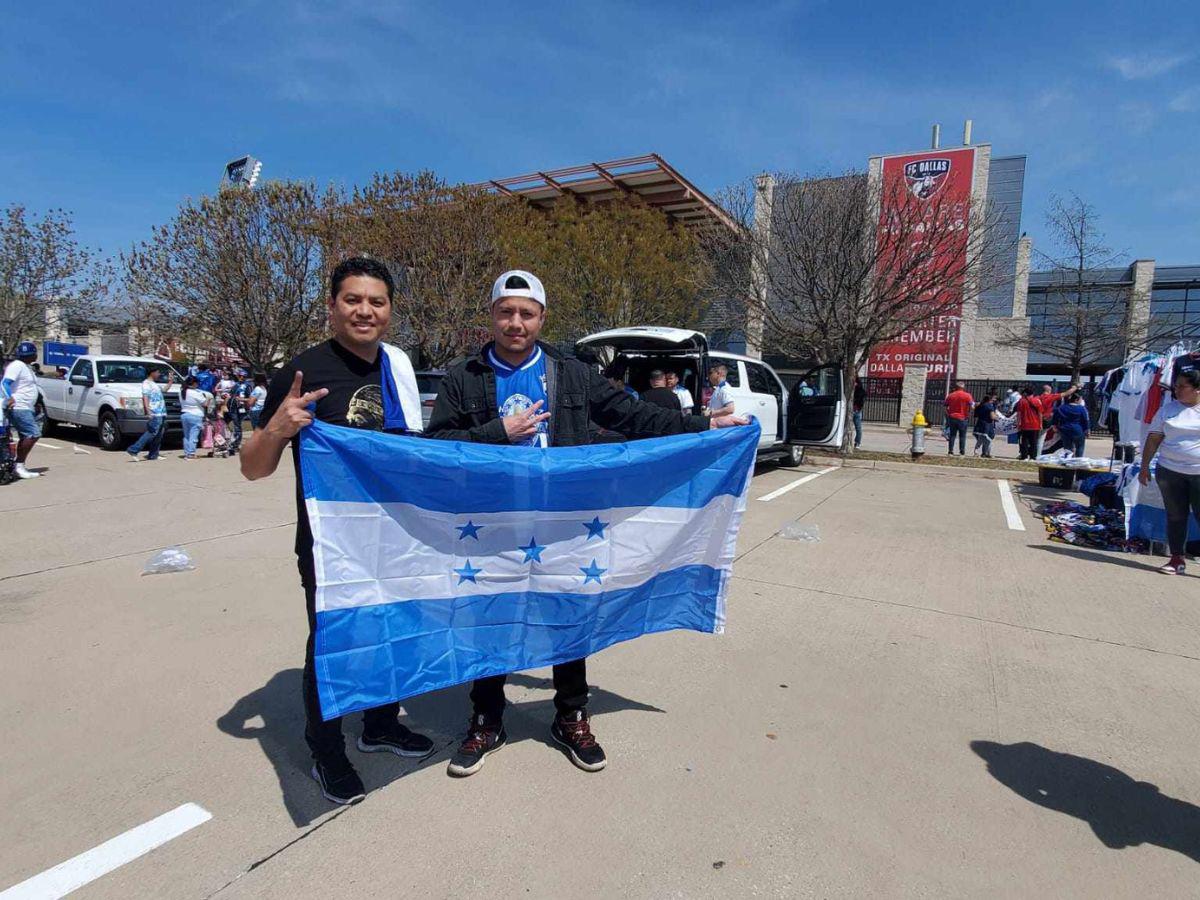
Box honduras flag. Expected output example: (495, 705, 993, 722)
(300, 419, 760, 719)
(1123, 462, 1200, 544)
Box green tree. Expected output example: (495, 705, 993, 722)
(499, 195, 708, 341)
(125, 181, 334, 374)
(0, 204, 108, 353)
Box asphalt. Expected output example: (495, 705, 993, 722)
(1, 427, 1198, 898)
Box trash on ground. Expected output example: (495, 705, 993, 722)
(779, 521, 820, 542)
(142, 546, 196, 575)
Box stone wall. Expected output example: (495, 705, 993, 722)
(899, 364, 928, 425)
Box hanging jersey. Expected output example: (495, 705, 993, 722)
(489, 345, 549, 448)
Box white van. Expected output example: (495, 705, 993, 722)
(575, 326, 845, 465)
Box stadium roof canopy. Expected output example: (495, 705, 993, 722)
(475, 153, 736, 232)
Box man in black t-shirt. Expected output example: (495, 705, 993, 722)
(241, 257, 434, 806)
(640, 369, 682, 412)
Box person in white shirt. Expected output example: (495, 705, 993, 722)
(706, 363, 735, 417)
(666, 370, 694, 415)
(179, 376, 213, 460)
(2, 342, 43, 479)
(247, 374, 269, 430)
(1139, 367, 1200, 575)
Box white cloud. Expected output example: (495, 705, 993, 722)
(1169, 87, 1200, 112)
(1106, 52, 1191, 80)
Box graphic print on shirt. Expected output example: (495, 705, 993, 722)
(489, 346, 548, 447)
(346, 384, 383, 429)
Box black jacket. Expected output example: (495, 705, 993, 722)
(426, 342, 710, 446)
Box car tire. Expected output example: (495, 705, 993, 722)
(780, 443, 805, 467)
(35, 400, 57, 436)
(97, 410, 124, 451)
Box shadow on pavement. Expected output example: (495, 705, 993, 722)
(1030, 544, 1161, 573)
(219, 668, 664, 827)
(971, 740, 1200, 863)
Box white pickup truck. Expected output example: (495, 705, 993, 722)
(35, 355, 184, 451)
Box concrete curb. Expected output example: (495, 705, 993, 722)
(809, 455, 1040, 482)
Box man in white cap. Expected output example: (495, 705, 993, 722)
(428, 269, 748, 778)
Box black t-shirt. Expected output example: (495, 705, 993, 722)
(640, 386, 681, 412)
(974, 401, 996, 433)
(260, 339, 390, 566)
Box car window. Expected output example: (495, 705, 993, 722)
(96, 361, 177, 383)
(709, 359, 739, 387)
(69, 359, 92, 381)
(746, 363, 775, 395)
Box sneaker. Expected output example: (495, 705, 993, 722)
(357, 721, 435, 758)
(310, 754, 366, 805)
(446, 715, 507, 777)
(1159, 556, 1187, 576)
(14, 464, 39, 479)
(550, 710, 607, 772)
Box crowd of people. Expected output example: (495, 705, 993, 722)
(942, 381, 1085, 460)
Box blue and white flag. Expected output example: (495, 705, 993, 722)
(300, 419, 760, 719)
(1123, 462, 1200, 544)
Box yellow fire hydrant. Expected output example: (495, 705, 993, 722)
(910, 410, 928, 458)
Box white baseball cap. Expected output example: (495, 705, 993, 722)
(491, 270, 546, 307)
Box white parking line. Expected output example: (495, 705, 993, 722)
(758, 466, 839, 502)
(997, 480, 1025, 531)
(37, 442, 63, 450)
(0, 803, 211, 899)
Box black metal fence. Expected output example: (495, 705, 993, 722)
(860, 377, 902, 424)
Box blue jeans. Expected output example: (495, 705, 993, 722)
(946, 417, 968, 453)
(127, 415, 165, 458)
(249, 408, 263, 430)
(8, 408, 41, 440)
(1059, 431, 1086, 458)
(852, 410, 863, 448)
(181, 412, 204, 457)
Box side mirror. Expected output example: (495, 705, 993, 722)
(70, 374, 93, 386)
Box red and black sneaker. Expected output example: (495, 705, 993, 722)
(1159, 556, 1187, 575)
(446, 715, 507, 777)
(550, 710, 607, 772)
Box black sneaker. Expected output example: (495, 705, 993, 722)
(446, 715, 507, 777)
(357, 720, 435, 758)
(311, 754, 366, 805)
(550, 710, 607, 772)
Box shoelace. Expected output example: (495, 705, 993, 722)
(560, 718, 597, 749)
(461, 728, 496, 753)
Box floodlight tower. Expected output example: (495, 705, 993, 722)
(220, 155, 263, 189)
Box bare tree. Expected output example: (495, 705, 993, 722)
(125, 181, 333, 374)
(341, 172, 507, 367)
(500, 194, 709, 341)
(0, 204, 108, 354)
(699, 169, 1011, 452)
(996, 193, 1141, 381)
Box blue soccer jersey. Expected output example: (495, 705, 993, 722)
(488, 346, 549, 448)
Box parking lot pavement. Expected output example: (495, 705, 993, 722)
(2, 443, 1199, 898)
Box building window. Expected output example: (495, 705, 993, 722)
(1149, 284, 1200, 351)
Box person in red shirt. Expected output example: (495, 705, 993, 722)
(1035, 383, 1080, 456)
(943, 382, 974, 455)
(1014, 387, 1045, 460)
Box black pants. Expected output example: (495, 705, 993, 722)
(300, 563, 399, 761)
(1155, 465, 1200, 556)
(1018, 429, 1039, 460)
(228, 410, 244, 451)
(469, 659, 589, 723)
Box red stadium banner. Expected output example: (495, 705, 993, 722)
(867, 147, 977, 377)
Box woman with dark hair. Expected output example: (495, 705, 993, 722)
(179, 374, 212, 460)
(1139, 367, 1200, 575)
(247, 373, 268, 430)
(973, 393, 999, 458)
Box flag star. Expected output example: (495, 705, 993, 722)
(454, 560, 482, 584)
(518, 536, 546, 563)
(582, 516, 609, 540)
(580, 559, 607, 585)
(456, 520, 484, 540)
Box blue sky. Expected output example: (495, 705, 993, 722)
(2, 0, 1197, 266)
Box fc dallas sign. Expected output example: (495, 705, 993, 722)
(867, 147, 977, 377)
